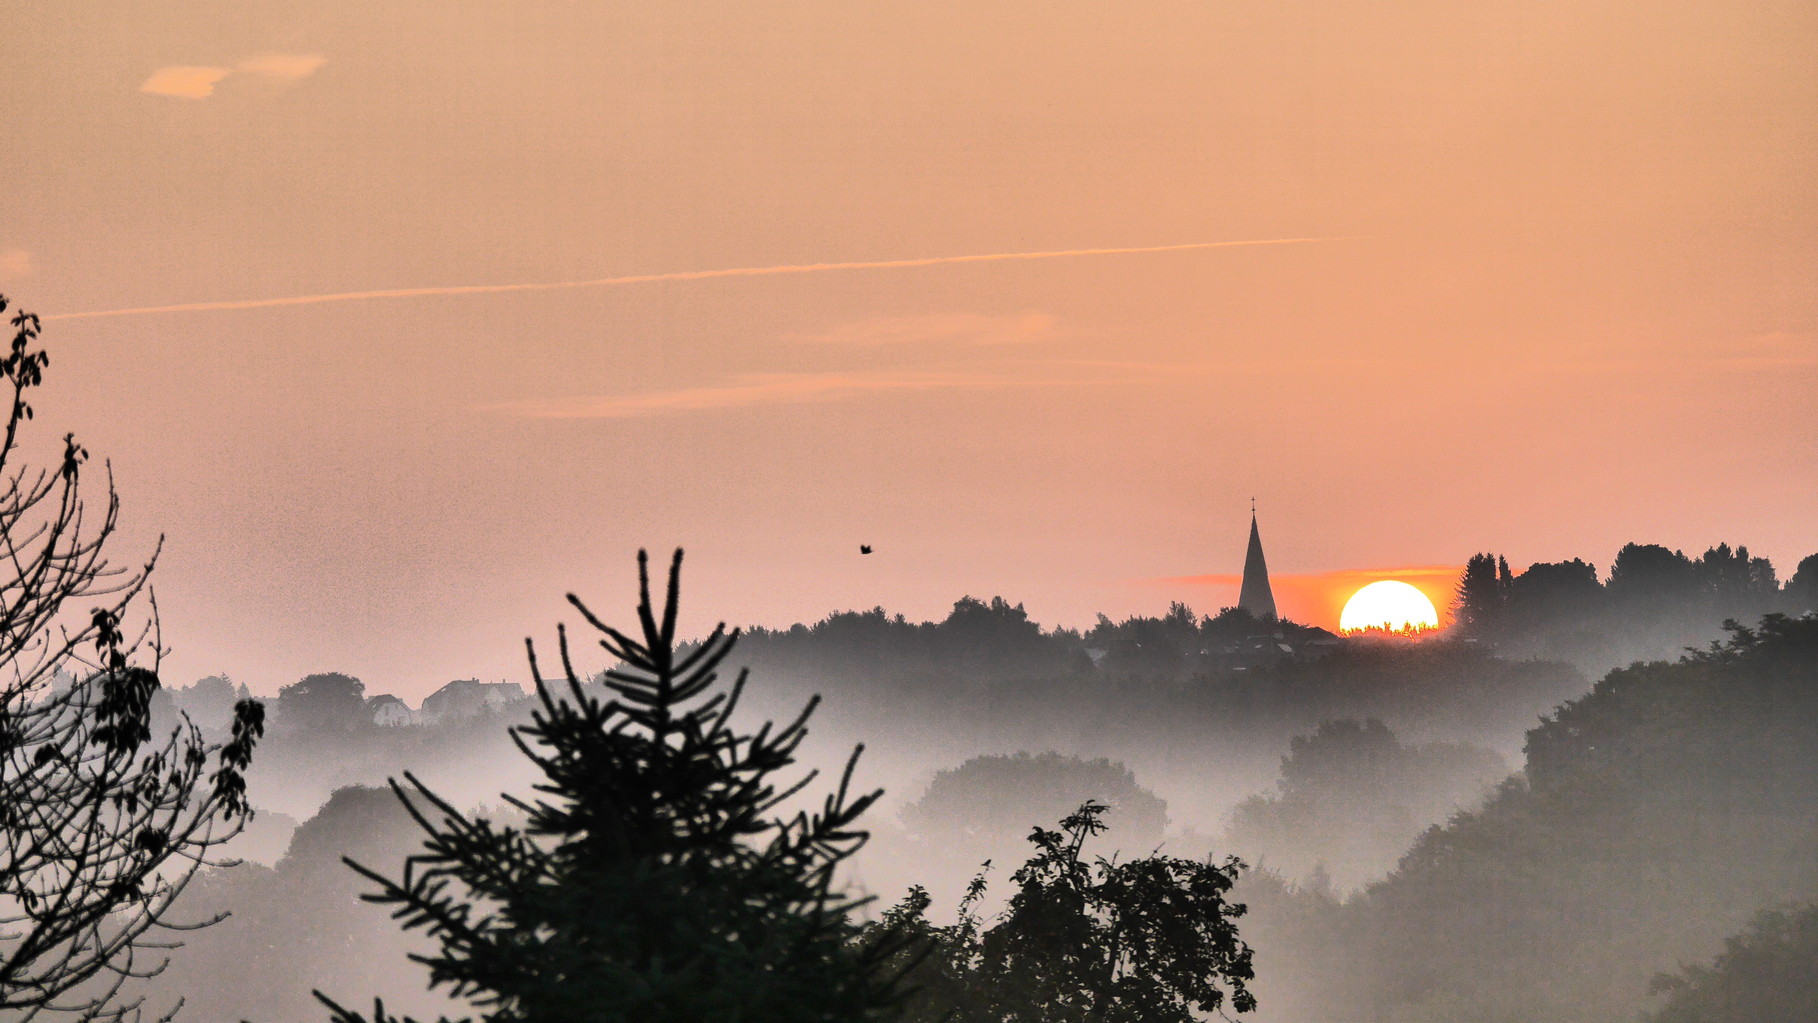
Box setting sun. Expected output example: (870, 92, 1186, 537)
(1339, 580, 1441, 633)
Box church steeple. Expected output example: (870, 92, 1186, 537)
(1239, 503, 1277, 620)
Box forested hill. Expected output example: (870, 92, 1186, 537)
(1243, 613, 1818, 1023)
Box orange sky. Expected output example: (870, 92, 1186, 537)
(1, 2, 1813, 699)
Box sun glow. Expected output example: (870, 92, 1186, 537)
(1339, 580, 1440, 634)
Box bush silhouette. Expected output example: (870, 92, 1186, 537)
(879, 801, 1255, 1023)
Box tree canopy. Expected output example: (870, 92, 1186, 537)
(880, 802, 1255, 1023)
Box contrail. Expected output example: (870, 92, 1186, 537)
(44, 236, 1356, 321)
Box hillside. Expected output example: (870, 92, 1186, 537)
(1242, 614, 1818, 1023)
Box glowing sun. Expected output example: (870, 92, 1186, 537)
(1339, 580, 1440, 633)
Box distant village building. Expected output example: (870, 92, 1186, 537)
(366, 693, 414, 727)
(419, 679, 526, 723)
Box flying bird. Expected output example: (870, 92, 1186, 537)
(860, 545, 873, 555)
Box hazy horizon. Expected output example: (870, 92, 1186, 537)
(3, 0, 1811, 701)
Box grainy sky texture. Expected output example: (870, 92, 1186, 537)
(2, 2, 1813, 698)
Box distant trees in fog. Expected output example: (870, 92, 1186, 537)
(145, 786, 454, 1023)
(1223, 719, 1507, 892)
(277, 672, 369, 731)
(1451, 541, 1813, 666)
(901, 752, 1170, 866)
(739, 596, 1086, 688)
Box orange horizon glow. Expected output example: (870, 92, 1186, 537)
(1151, 566, 1462, 633)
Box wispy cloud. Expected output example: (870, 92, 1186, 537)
(47, 236, 1357, 321)
(236, 53, 327, 80)
(0, 249, 30, 279)
(483, 369, 1058, 419)
(140, 53, 325, 100)
(140, 66, 233, 99)
(793, 311, 1056, 347)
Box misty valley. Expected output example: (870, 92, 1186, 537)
(6, 0, 1815, 1018)
(22, 518, 1814, 1021)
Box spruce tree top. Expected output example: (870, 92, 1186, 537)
(319, 550, 913, 1023)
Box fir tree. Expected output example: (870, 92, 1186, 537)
(1453, 553, 1509, 638)
(317, 550, 914, 1023)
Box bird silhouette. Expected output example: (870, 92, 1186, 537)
(860, 545, 873, 555)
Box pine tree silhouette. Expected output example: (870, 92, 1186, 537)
(317, 549, 914, 1023)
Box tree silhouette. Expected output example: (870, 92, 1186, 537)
(1607, 543, 1698, 608)
(317, 549, 915, 1023)
(881, 802, 1255, 1023)
(1503, 558, 1603, 635)
(277, 672, 370, 732)
(1452, 553, 1509, 638)
(0, 295, 264, 1022)
(1783, 553, 1818, 613)
(1645, 903, 1818, 1023)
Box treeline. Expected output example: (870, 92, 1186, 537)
(738, 603, 1583, 799)
(177, 594, 1589, 843)
(158, 536, 1815, 832)
(1455, 542, 1818, 668)
(739, 598, 1339, 684)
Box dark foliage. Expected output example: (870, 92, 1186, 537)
(1452, 552, 1511, 637)
(0, 294, 263, 1022)
(880, 802, 1255, 1023)
(1246, 614, 1818, 1023)
(1786, 554, 1818, 613)
(317, 550, 916, 1023)
(1645, 903, 1818, 1023)
(1455, 543, 1802, 668)
(277, 673, 370, 732)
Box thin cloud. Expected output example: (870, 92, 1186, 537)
(793, 311, 1056, 347)
(237, 53, 327, 80)
(140, 53, 325, 100)
(46, 236, 1359, 321)
(140, 66, 233, 99)
(0, 249, 30, 279)
(484, 368, 1065, 419)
